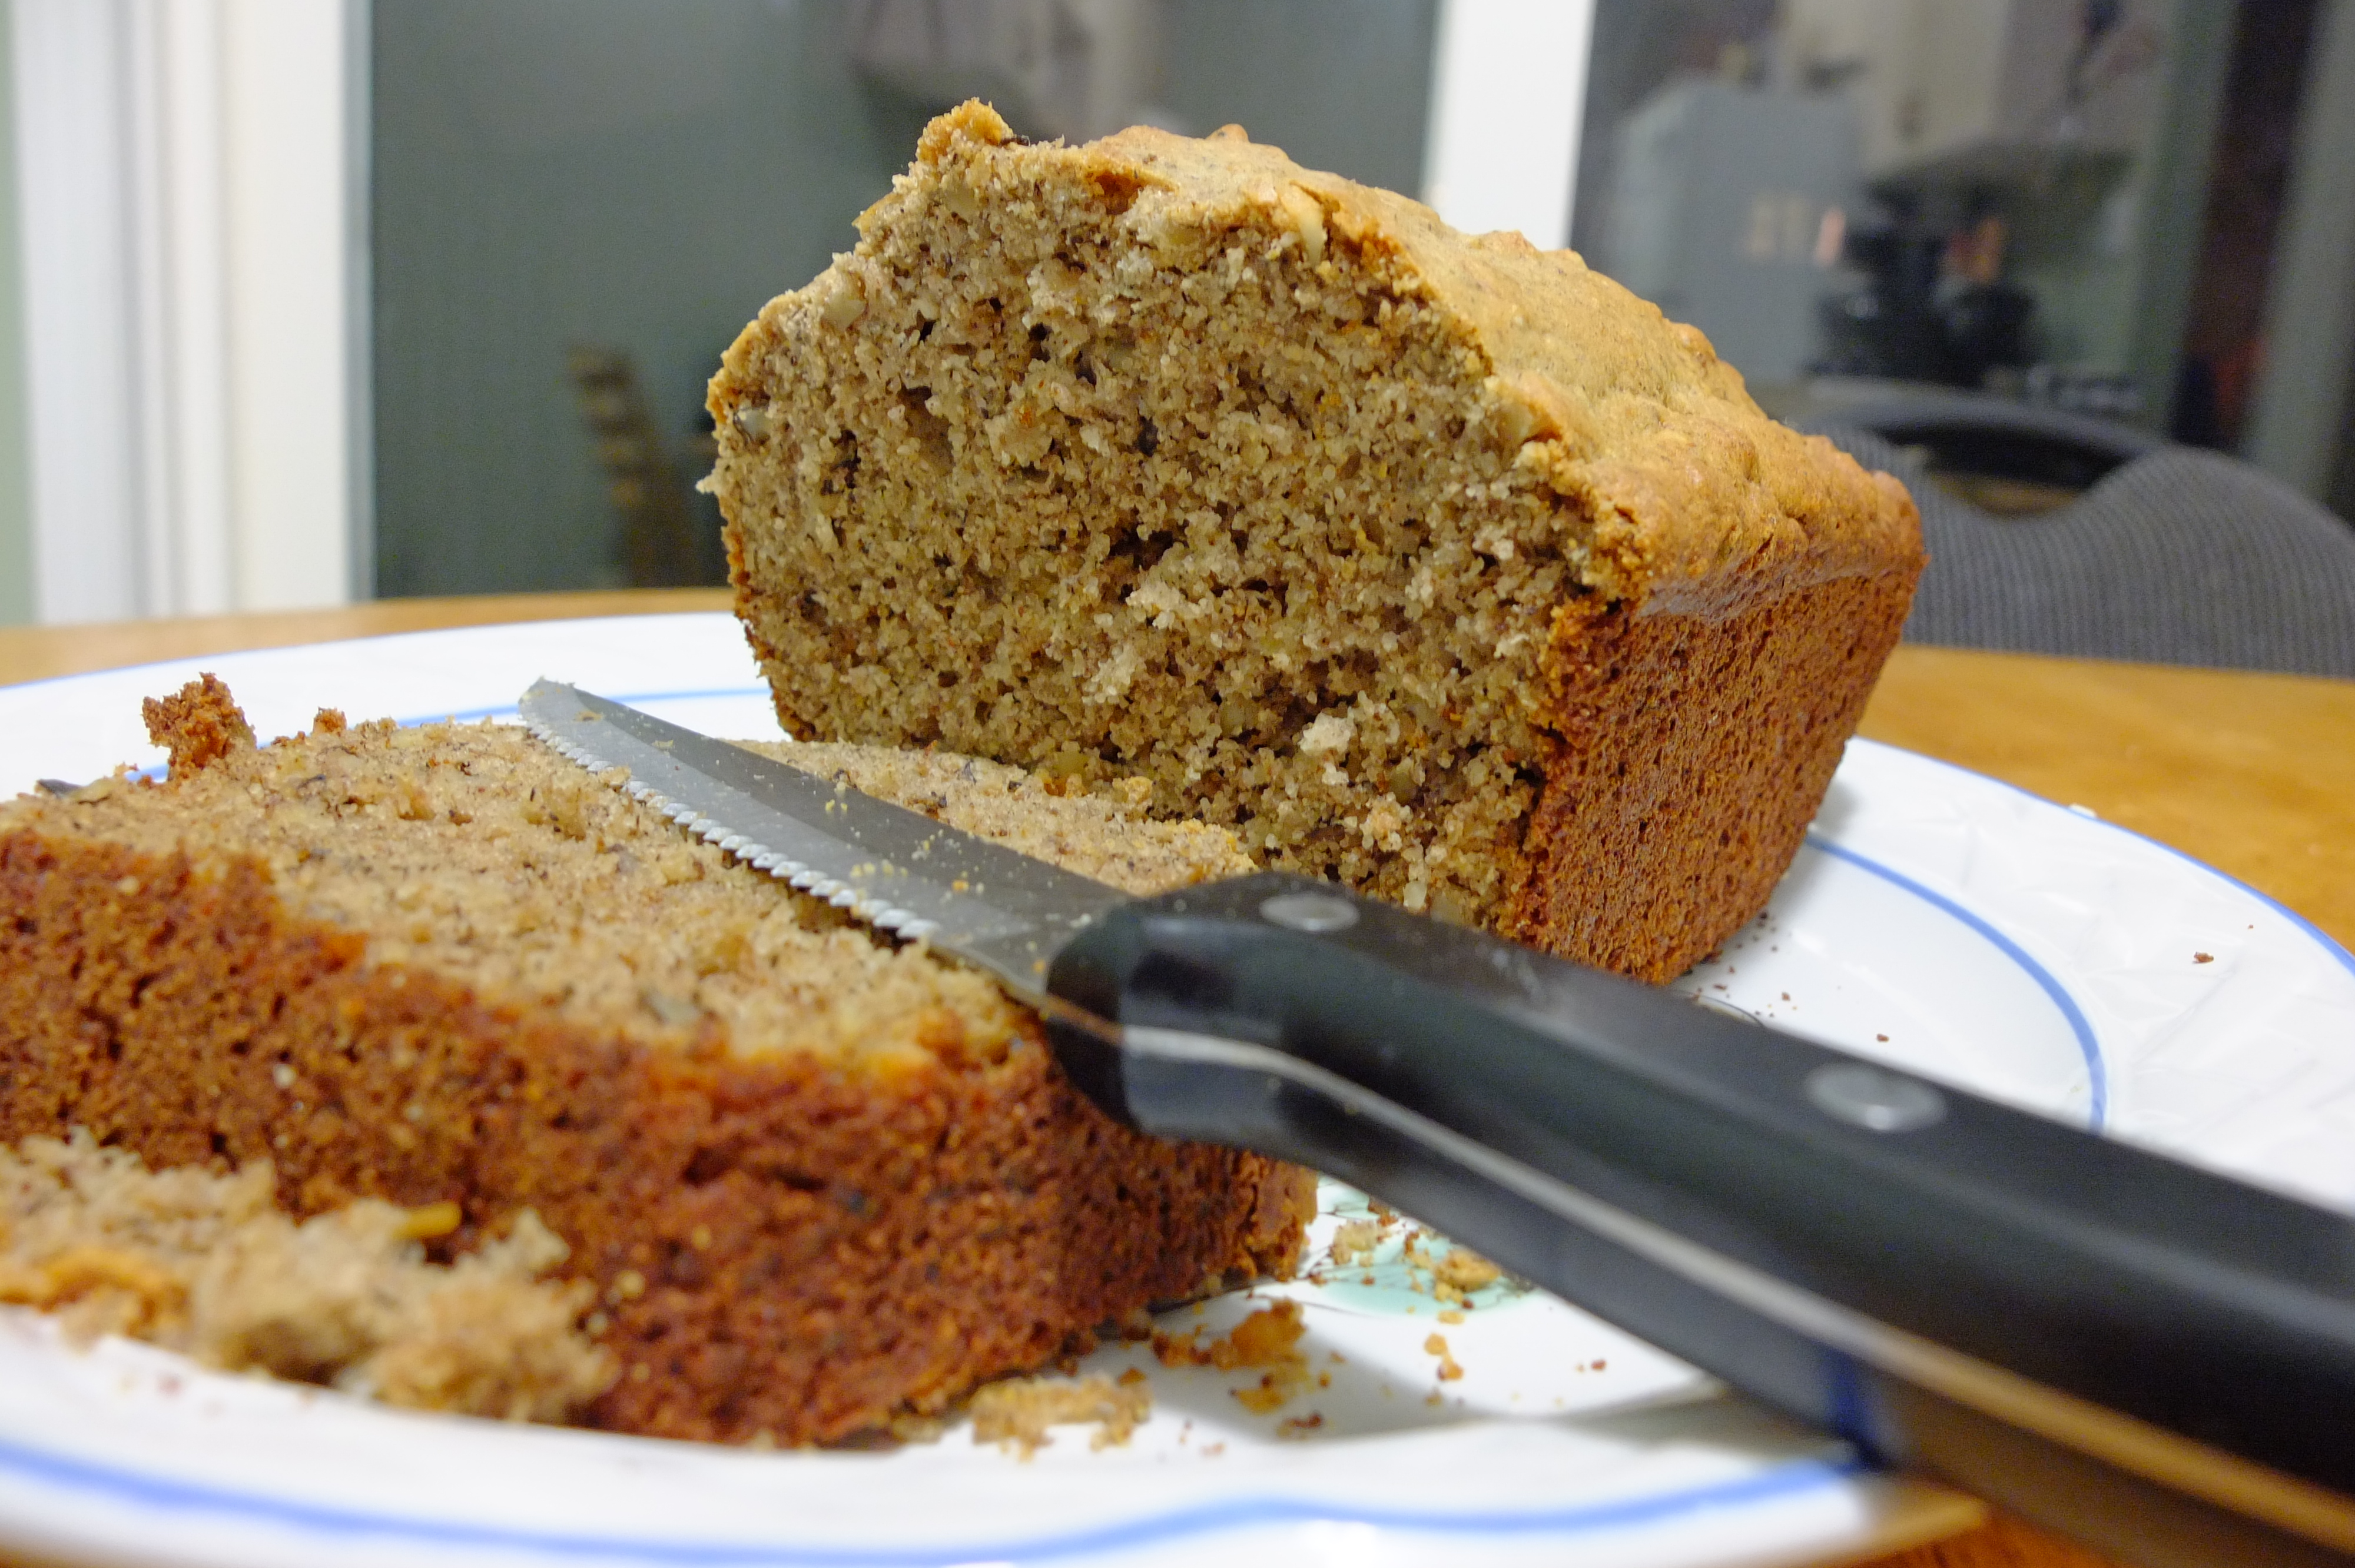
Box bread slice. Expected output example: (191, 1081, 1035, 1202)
(0, 677, 1309, 1444)
(709, 103, 1923, 982)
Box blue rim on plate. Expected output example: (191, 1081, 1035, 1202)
(0, 1431, 1867, 1566)
(1802, 834, 2108, 1127)
(1877, 745, 2355, 986)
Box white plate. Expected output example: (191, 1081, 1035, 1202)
(2, 614, 2350, 1568)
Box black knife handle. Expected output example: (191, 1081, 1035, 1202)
(1044, 872, 2355, 1544)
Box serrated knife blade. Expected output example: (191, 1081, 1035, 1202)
(519, 678, 1128, 1002)
(515, 678, 2355, 1567)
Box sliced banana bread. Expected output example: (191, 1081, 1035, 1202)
(0, 677, 1308, 1444)
(708, 103, 1922, 981)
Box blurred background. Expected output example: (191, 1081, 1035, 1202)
(0, 0, 2348, 626)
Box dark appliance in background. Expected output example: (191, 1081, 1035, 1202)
(1815, 208, 2036, 391)
(1593, 0, 2168, 427)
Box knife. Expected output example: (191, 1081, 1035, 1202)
(520, 679, 2355, 1568)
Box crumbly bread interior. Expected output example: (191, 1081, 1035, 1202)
(718, 118, 1559, 923)
(711, 104, 1917, 932)
(9, 711, 1248, 1070)
(1, 1131, 612, 1421)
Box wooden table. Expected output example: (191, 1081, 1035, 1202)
(4, 589, 2351, 1568)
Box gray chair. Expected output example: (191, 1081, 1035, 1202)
(1797, 400, 2355, 679)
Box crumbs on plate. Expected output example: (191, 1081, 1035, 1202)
(968, 1369, 1152, 1457)
(1155, 1297, 1314, 1413)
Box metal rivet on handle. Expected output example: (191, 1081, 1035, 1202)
(1259, 891, 1359, 934)
(1805, 1064, 1946, 1134)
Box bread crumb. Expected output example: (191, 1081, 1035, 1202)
(1423, 1331, 1464, 1382)
(1326, 1218, 1381, 1267)
(1153, 1298, 1314, 1414)
(1152, 1297, 1304, 1370)
(0, 1133, 613, 1423)
(141, 674, 255, 775)
(1431, 1245, 1500, 1293)
(969, 1372, 1151, 1456)
(886, 1413, 946, 1444)
(1398, 1227, 1501, 1304)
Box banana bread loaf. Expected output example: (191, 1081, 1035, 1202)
(0, 677, 1309, 1444)
(708, 103, 1922, 981)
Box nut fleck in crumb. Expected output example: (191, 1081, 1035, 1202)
(1423, 1332, 1465, 1382)
(0, 1133, 613, 1422)
(968, 1372, 1152, 1456)
(2194, 952, 2214, 964)
(1276, 1411, 1325, 1439)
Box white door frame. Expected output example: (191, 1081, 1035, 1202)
(9, 0, 369, 625)
(1421, 0, 1596, 250)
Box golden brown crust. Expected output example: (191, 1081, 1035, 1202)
(1054, 117, 1919, 617)
(1507, 570, 1919, 981)
(0, 825, 1311, 1444)
(719, 103, 1920, 620)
